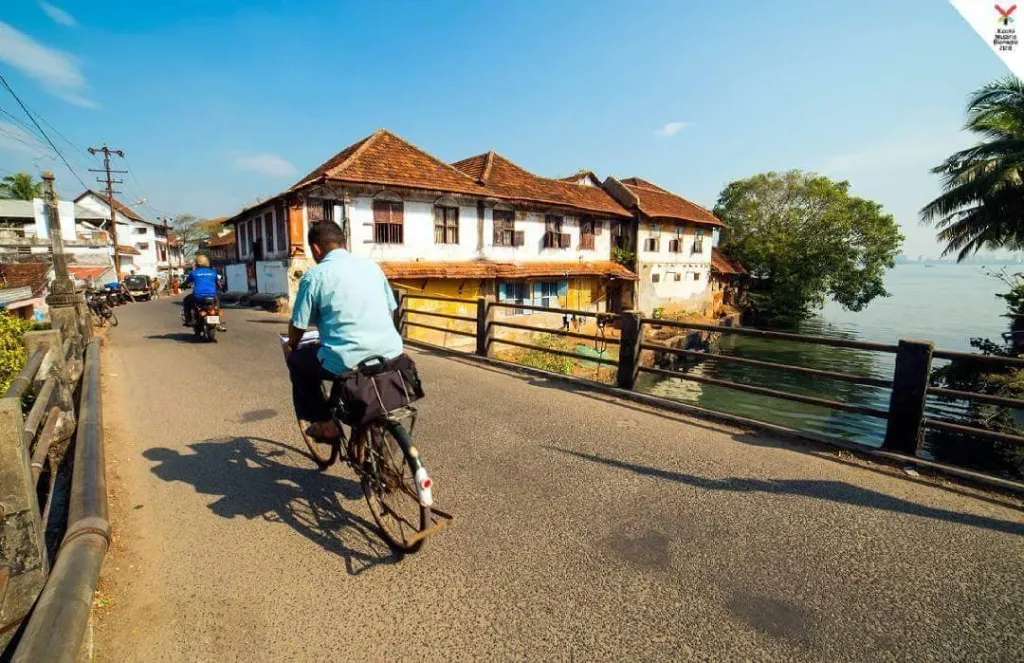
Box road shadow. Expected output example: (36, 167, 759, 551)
(246, 319, 287, 325)
(142, 436, 400, 575)
(410, 346, 1023, 511)
(145, 332, 202, 343)
(547, 446, 1024, 537)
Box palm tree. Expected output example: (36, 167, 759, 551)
(0, 172, 43, 201)
(921, 76, 1024, 261)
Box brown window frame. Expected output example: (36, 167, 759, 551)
(307, 198, 335, 224)
(579, 217, 596, 251)
(693, 228, 705, 254)
(644, 237, 660, 252)
(373, 200, 404, 244)
(493, 209, 519, 246)
(434, 205, 459, 244)
(275, 213, 287, 252)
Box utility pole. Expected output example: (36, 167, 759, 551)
(87, 144, 127, 277)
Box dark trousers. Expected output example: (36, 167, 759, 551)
(183, 294, 219, 323)
(287, 344, 337, 422)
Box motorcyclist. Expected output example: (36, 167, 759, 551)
(182, 254, 224, 329)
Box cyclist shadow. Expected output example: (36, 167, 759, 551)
(143, 436, 401, 575)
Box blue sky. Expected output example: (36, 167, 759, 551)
(0, 0, 1009, 258)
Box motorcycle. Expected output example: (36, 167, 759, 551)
(182, 296, 221, 342)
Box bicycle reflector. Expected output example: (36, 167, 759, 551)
(414, 467, 434, 507)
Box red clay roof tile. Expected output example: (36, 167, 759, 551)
(292, 129, 485, 196)
(711, 247, 747, 275)
(0, 261, 51, 293)
(619, 178, 722, 227)
(452, 152, 631, 218)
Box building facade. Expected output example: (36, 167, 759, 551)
(74, 190, 172, 278)
(603, 177, 724, 315)
(221, 129, 723, 324)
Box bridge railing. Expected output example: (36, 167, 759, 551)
(395, 292, 1024, 489)
(0, 321, 84, 649)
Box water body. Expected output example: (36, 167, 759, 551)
(642, 264, 1017, 471)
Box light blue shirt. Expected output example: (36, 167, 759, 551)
(291, 249, 403, 374)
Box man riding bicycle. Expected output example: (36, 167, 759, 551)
(284, 221, 403, 443)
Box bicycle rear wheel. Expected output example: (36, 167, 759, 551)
(108, 311, 118, 327)
(360, 420, 430, 553)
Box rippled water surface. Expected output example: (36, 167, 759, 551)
(642, 264, 1015, 465)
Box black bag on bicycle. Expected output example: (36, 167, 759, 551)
(333, 353, 425, 427)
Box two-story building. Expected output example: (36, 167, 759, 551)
(603, 176, 724, 315)
(0, 198, 118, 283)
(74, 190, 172, 278)
(222, 129, 637, 317)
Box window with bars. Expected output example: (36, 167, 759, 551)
(434, 206, 459, 244)
(239, 222, 248, 256)
(493, 210, 523, 246)
(264, 212, 274, 254)
(307, 198, 334, 223)
(373, 200, 404, 244)
(579, 217, 596, 250)
(693, 228, 705, 254)
(276, 213, 287, 252)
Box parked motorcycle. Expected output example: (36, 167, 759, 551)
(182, 296, 221, 342)
(103, 282, 128, 306)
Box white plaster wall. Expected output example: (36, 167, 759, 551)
(226, 263, 248, 292)
(348, 195, 479, 261)
(31, 199, 79, 241)
(637, 220, 713, 269)
(481, 210, 612, 262)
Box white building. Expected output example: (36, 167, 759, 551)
(223, 130, 637, 317)
(74, 190, 173, 278)
(602, 177, 724, 315)
(0, 198, 116, 282)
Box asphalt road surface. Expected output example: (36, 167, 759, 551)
(94, 297, 1024, 661)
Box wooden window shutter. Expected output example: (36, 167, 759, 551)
(513, 230, 526, 247)
(373, 200, 388, 223)
(393, 201, 404, 223)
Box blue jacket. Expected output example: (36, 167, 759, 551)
(186, 266, 221, 297)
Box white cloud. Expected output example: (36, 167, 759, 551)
(232, 153, 297, 177)
(39, 2, 77, 27)
(0, 23, 97, 108)
(656, 121, 691, 136)
(0, 121, 51, 157)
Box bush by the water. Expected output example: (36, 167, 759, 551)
(0, 312, 32, 394)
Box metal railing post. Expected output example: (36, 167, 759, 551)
(476, 297, 493, 357)
(616, 311, 642, 390)
(883, 339, 934, 455)
(392, 288, 407, 337)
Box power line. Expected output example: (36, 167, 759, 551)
(0, 104, 49, 144)
(0, 74, 90, 191)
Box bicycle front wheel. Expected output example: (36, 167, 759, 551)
(108, 311, 118, 327)
(360, 420, 430, 553)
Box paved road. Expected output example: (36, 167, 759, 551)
(95, 297, 1024, 661)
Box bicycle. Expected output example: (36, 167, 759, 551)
(87, 292, 118, 327)
(284, 347, 451, 552)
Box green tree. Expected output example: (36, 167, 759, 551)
(171, 214, 218, 260)
(921, 76, 1024, 261)
(715, 170, 904, 321)
(0, 172, 42, 200)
